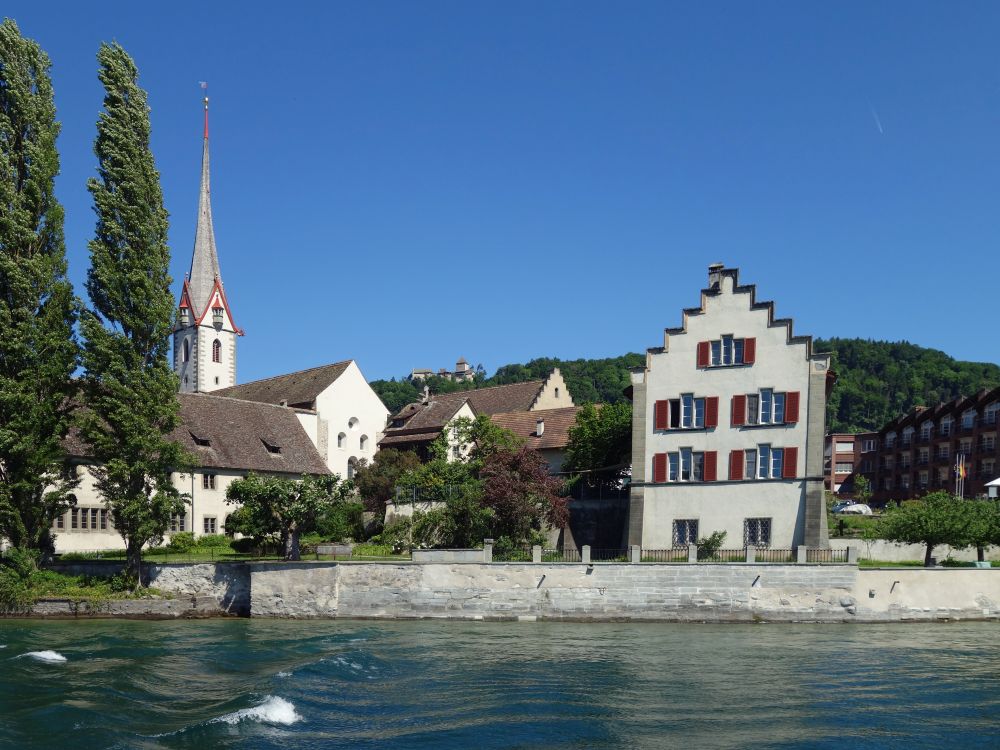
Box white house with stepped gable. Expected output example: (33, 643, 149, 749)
(626, 264, 833, 551)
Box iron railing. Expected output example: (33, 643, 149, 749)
(642, 548, 689, 563)
(806, 548, 849, 563)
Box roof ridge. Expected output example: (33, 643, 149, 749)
(181, 391, 315, 413)
(219, 360, 353, 389)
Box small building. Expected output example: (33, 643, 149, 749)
(627, 264, 832, 551)
(490, 406, 585, 474)
(379, 370, 574, 461)
(410, 357, 477, 383)
(824, 432, 878, 496)
(55, 393, 330, 552)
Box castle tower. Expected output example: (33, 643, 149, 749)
(174, 90, 243, 393)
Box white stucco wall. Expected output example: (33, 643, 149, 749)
(532, 369, 575, 410)
(315, 360, 390, 479)
(635, 271, 827, 548)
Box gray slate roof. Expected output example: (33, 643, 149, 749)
(65, 393, 330, 476)
(213, 361, 353, 409)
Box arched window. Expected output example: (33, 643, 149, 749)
(348, 417, 359, 430)
(360, 434, 369, 451)
(337, 432, 346, 449)
(212, 339, 222, 363)
(182, 339, 190, 363)
(347, 458, 358, 480)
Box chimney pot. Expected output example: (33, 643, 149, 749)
(536, 417, 545, 436)
(708, 263, 725, 289)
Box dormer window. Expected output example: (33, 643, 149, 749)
(190, 432, 211, 448)
(212, 306, 224, 330)
(262, 439, 282, 455)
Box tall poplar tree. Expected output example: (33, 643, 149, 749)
(0, 19, 79, 553)
(80, 42, 189, 584)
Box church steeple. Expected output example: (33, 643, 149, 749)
(175, 86, 242, 394)
(188, 90, 223, 319)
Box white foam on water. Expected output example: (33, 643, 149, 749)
(0, 644, 7, 649)
(212, 696, 301, 726)
(276, 671, 292, 678)
(21, 650, 67, 663)
(349, 662, 362, 670)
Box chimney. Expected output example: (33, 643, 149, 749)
(708, 263, 725, 289)
(536, 417, 545, 437)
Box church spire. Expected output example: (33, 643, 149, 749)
(188, 85, 222, 318)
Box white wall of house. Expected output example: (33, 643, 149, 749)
(532, 369, 574, 410)
(315, 360, 390, 480)
(631, 269, 829, 549)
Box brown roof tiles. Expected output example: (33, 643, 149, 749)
(213, 361, 352, 409)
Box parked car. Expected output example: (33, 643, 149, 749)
(837, 503, 872, 515)
(831, 501, 855, 513)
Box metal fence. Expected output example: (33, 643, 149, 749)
(806, 548, 849, 564)
(753, 548, 796, 563)
(642, 548, 688, 563)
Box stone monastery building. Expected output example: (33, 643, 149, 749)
(627, 265, 832, 551)
(52, 96, 386, 552)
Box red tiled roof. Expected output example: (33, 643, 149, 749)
(490, 406, 586, 450)
(213, 361, 352, 409)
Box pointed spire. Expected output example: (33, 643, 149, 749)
(187, 86, 223, 318)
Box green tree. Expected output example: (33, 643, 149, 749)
(959, 499, 1000, 563)
(225, 473, 354, 560)
(352, 448, 421, 516)
(874, 492, 973, 567)
(0, 20, 79, 554)
(79, 43, 190, 586)
(852, 475, 872, 506)
(563, 402, 632, 487)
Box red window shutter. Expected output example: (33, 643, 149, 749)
(783, 447, 798, 478)
(729, 449, 744, 480)
(696, 341, 710, 368)
(731, 394, 747, 426)
(703, 451, 717, 481)
(654, 400, 669, 431)
(653, 453, 668, 483)
(743, 337, 756, 364)
(705, 396, 719, 428)
(784, 391, 800, 424)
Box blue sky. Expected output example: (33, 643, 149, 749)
(5, 2, 998, 381)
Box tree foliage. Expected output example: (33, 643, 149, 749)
(352, 448, 421, 515)
(79, 42, 190, 585)
(225, 473, 354, 560)
(563, 402, 632, 486)
(818, 338, 1000, 432)
(389, 418, 565, 550)
(0, 19, 79, 553)
(873, 492, 1000, 566)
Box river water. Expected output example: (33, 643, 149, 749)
(1, 619, 998, 749)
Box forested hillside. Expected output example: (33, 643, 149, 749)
(816, 338, 1000, 432)
(370, 341, 1000, 431)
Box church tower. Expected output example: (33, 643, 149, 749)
(174, 91, 243, 393)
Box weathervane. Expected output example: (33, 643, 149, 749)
(199, 81, 209, 138)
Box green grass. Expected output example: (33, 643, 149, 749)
(858, 559, 925, 568)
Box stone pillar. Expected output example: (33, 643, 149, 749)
(630, 545, 640, 564)
(582, 545, 591, 565)
(847, 546, 859, 565)
(687, 543, 698, 563)
(483, 539, 493, 564)
(532, 545, 542, 563)
(626, 373, 647, 547)
(745, 545, 756, 563)
(796, 546, 809, 564)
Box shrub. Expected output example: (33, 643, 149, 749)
(195, 534, 230, 549)
(166, 532, 195, 552)
(351, 543, 393, 557)
(230, 537, 259, 554)
(696, 530, 727, 561)
(316, 501, 365, 543)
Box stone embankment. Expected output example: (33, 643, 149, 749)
(17, 559, 1000, 623)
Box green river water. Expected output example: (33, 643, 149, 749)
(0, 619, 997, 749)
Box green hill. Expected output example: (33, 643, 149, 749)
(370, 341, 1000, 431)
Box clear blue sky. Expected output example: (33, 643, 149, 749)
(6, 1, 998, 382)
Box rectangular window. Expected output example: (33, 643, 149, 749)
(835, 462, 854, 473)
(681, 394, 693, 428)
(962, 412, 976, 429)
(55, 513, 64, 530)
(90, 508, 99, 531)
(170, 513, 186, 533)
(202, 473, 217, 490)
(706, 335, 750, 366)
(760, 389, 773, 424)
(744, 449, 757, 480)
(746, 394, 759, 425)
(694, 398, 705, 428)
(863, 439, 877, 452)
(734, 338, 745, 365)
(710, 340, 721, 366)
(673, 519, 699, 547)
(722, 335, 733, 365)
(835, 442, 855, 453)
(771, 448, 784, 478)
(692, 451, 704, 482)
(901, 475, 911, 489)
(758, 445, 770, 479)
(773, 392, 786, 424)
(744, 518, 772, 547)
(71, 509, 79, 530)
(680, 448, 692, 481)
(452, 445, 461, 459)
(668, 453, 679, 482)
(203, 517, 217, 534)
(668, 450, 706, 482)
(939, 422, 952, 437)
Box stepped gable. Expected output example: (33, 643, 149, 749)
(490, 406, 585, 450)
(213, 361, 352, 409)
(64, 393, 329, 475)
